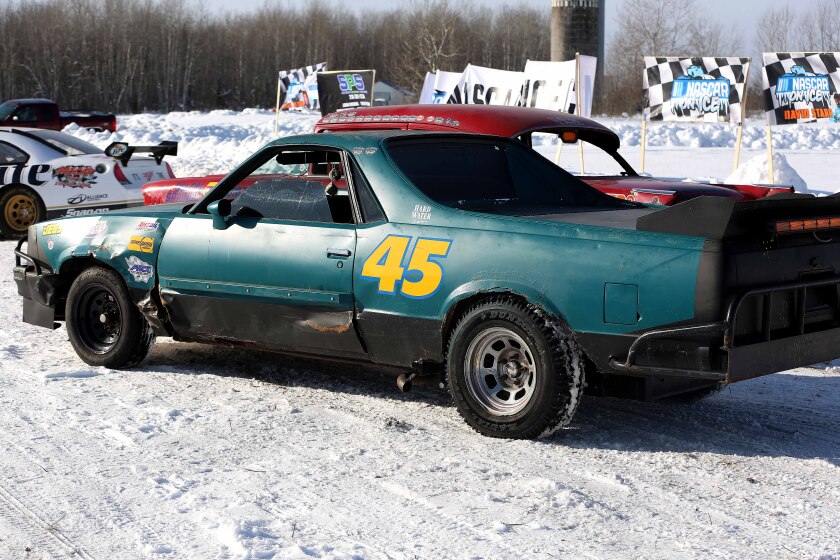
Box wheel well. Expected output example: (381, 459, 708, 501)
(441, 291, 530, 354)
(441, 291, 601, 380)
(54, 257, 110, 319)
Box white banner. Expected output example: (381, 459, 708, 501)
(419, 72, 436, 104)
(447, 64, 523, 105)
(431, 71, 462, 104)
(520, 56, 596, 117)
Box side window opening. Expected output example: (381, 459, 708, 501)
(350, 159, 386, 223)
(0, 141, 28, 164)
(223, 148, 355, 224)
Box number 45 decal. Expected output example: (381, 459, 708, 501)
(361, 235, 453, 299)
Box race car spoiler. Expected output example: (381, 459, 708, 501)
(637, 193, 840, 239)
(105, 141, 178, 165)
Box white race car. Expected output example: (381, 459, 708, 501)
(0, 127, 176, 237)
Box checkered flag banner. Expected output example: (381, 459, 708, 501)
(762, 52, 840, 125)
(278, 62, 327, 95)
(643, 57, 751, 124)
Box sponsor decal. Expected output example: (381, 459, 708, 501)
(128, 235, 154, 253)
(41, 224, 62, 235)
(67, 193, 108, 205)
(65, 208, 110, 217)
(53, 165, 97, 189)
(411, 204, 432, 223)
(0, 164, 51, 186)
(164, 184, 209, 203)
(143, 171, 154, 182)
(776, 66, 832, 106)
(85, 221, 108, 237)
(365, 147, 378, 155)
(47, 239, 54, 250)
(671, 65, 731, 117)
(361, 235, 452, 299)
(135, 220, 159, 232)
(125, 256, 153, 283)
(106, 143, 129, 157)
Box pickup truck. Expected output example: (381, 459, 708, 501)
(0, 99, 116, 132)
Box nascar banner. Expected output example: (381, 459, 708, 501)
(520, 56, 597, 117)
(430, 70, 462, 104)
(762, 52, 840, 125)
(643, 57, 751, 124)
(316, 70, 376, 116)
(446, 64, 524, 106)
(419, 72, 436, 104)
(279, 62, 326, 111)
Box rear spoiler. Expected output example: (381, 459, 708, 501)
(105, 141, 178, 165)
(637, 193, 840, 239)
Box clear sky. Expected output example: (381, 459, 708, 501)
(199, 0, 811, 50)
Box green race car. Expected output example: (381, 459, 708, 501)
(14, 130, 840, 438)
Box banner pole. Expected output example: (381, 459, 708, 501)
(274, 73, 282, 137)
(733, 124, 743, 172)
(765, 124, 775, 184)
(576, 52, 585, 175)
(732, 59, 751, 172)
(640, 116, 647, 173)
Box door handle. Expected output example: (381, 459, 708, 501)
(327, 249, 351, 258)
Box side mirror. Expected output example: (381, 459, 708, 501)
(207, 199, 231, 230)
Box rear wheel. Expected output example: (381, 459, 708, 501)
(66, 267, 154, 368)
(446, 298, 584, 439)
(0, 185, 44, 238)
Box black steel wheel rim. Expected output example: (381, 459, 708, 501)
(74, 283, 122, 354)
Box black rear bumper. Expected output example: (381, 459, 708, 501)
(609, 275, 840, 383)
(13, 238, 61, 330)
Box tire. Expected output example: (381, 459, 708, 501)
(0, 185, 45, 238)
(65, 266, 154, 369)
(446, 298, 585, 439)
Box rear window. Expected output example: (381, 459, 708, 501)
(26, 129, 101, 156)
(384, 137, 628, 214)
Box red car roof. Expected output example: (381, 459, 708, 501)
(315, 105, 622, 153)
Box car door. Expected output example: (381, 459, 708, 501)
(157, 146, 365, 359)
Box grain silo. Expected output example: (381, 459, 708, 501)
(550, 0, 604, 64)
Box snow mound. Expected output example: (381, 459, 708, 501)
(726, 152, 808, 191)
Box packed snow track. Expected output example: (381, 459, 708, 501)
(1, 240, 838, 559)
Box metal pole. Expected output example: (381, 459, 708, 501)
(765, 124, 775, 184)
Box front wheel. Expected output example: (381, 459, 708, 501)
(66, 267, 154, 368)
(446, 298, 584, 439)
(0, 185, 45, 238)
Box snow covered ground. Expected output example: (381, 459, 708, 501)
(1, 110, 839, 559)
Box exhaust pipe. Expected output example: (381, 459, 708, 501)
(396, 372, 415, 392)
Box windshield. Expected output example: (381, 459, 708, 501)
(385, 137, 637, 215)
(26, 129, 101, 156)
(0, 102, 16, 120)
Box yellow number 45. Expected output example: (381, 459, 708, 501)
(361, 235, 452, 298)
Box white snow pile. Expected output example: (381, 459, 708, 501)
(726, 151, 808, 191)
(602, 117, 840, 150)
(65, 109, 319, 178)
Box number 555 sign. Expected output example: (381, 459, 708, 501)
(338, 73, 367, 93)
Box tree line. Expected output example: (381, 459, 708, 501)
(2, 0, 838, 115)
(0, 0, 549, 113)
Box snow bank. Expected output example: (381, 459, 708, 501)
(599, 117, 840, 150)
(65, 109, 319, 177)
(726, 152, 808, 190)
